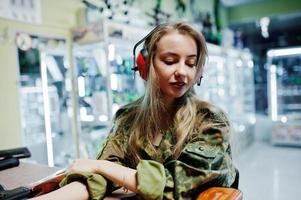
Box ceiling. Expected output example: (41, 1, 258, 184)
(228, 11, 301, 55)
(229, 12, 301, 35)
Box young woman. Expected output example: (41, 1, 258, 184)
(33, 22, 236, 200)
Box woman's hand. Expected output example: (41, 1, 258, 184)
(67, 159, 100, 174)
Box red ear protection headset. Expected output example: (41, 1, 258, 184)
(132, 25, 161, 81)
(132, 24, 204, 85)
(134, 47, 149, 80)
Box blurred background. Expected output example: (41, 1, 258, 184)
(0, 0, 300, 199)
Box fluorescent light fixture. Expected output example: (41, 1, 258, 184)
(239, 125, 245, 132)
(248, 60, 254, 68)
(45, 56, 63, 81)
(267, 47, 301, 57)
(280, 116, 287, 123)
(250, 116, 256, 124)
(80, 107, 94, 122)
(40, 53, 54, 167)
(116, 55, 123, 65)
(270, 64, 277, 73)
(261, 30, 269, 39)
(110, 73, 118, 90)
(98, 115, 108, 122)
(260, 17, 270, 38)
(112, 103, 120, 115)
(78, 76, 85, 97)
(108, 43, 115, 61)
(65, 78, 71, 92)
(270, 65, 278, 121)
(63, 57, 69, 69)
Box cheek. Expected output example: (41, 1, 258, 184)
(157, 70, 171, 83)
(188, 68, 198, 80)
(154, 63, 171, 79)
(153, 59, 164, 74)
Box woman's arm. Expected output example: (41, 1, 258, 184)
(30, 182, 89, 200)
(96, 160, 138, 193)
(31, 160, 137, 200)
(68, 159, 138, 193)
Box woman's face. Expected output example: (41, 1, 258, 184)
(153, 31, 198, 105)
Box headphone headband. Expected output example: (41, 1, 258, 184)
(132, 25, 165, 72)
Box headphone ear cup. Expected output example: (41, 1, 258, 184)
(196, 64, 204, 86)
(136, 49, 148, 80)
(197, 75, 203, 86)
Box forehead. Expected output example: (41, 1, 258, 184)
(156, 31, 197, 55)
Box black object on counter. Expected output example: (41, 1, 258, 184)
(0, 147, 31, 171)
(0, 186, 32, 200)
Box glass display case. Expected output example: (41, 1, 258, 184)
(267, 47, 301, 146)
(73, 43, 112, 159)
(225, 48, 255, 153)
(194, 43, 255, 154)
(72, 20, 147, 159)
(195, 44, 228, 109)
(108, 39, 145, 114)
(18, 37, 76, 167)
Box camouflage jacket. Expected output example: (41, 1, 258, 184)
(60, 101, 236, 199)
(95, 101, 237, 200)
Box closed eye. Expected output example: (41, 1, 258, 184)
(164, 60, 175, 65)
(186, 58, 196, 68)
(187, 63, 195, 68)
(186, 62, 195, 68)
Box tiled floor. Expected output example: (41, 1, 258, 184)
(234, 141, 301, 200)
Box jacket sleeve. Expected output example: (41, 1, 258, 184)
(135, 109, 236, 200)
(96, 131, 127, 163)
(59, 171, 107, 200)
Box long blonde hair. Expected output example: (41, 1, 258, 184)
(113, 22, 208, 166)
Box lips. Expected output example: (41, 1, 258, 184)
(170, 82, 186, 88)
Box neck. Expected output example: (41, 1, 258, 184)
(159, 100, 177, 130)
(162, 95, 176, 111)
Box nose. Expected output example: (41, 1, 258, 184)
(174, 61, 187, 78)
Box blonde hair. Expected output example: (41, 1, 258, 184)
(113, 22, 208, 166)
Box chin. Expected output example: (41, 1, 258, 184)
(171, 92, 187, 98)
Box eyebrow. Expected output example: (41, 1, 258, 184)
(160, 52, 197, 58)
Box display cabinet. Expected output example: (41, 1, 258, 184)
(72, 20, 147, 158)
(225, 48, 255, 153)
(267, 47, 301, 146)
(194, 44, 255, 154)
(73, 43, 112, 159)
(18, 44, 76, 167)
